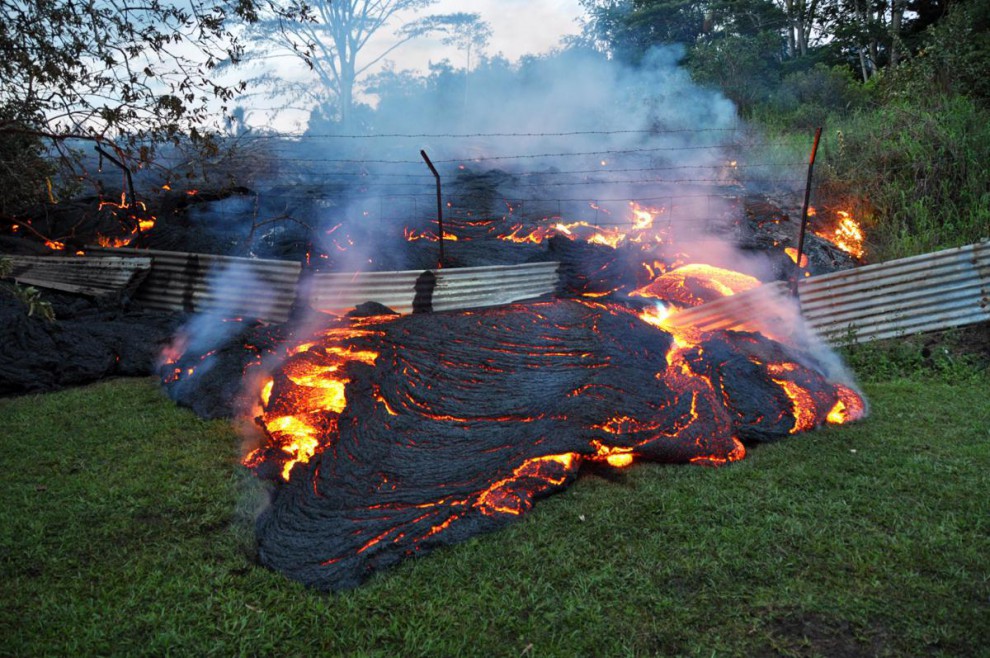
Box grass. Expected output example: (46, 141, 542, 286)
(751, 94, 990, 264)
(1, 363, 988, 657)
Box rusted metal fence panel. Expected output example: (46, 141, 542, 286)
(88, 247, 302, 323)
(3, 254, 152, 298)
(309, 261, 560, 315)
(85, 248, 559, 320)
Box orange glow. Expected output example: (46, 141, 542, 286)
(813, 209, 865, 259)
(404, 228, 460, 242)
(260, 378, 274, 406)
(766, 363, 819, 434)
(95, 192, 157, 247)
(252, 326, 383, 481)
(44, 240, 65, 250)
(689, 438, 746, 466)
(631, 264, 761, 307)
(475, 453, 579, 516)
(827, 384, 868, 424)
(638, 302, 671, 328)
(629, 201, 663, 230)
(589, 440, 635, 468)
(265, 414, 321, 480)
(96, 234, 134, 248)
(588, 228, 624, 249)
(497, 224, 553, 244)
(605, 453, 634, 468)
(785, 247, 808, 268)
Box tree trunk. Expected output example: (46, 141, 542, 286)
(784, 0, 796, 57)
(890, 0, 904, 68)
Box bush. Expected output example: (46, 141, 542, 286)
(761, 64, 869, 130)
(815, 95, 990, 260)
(879, 1, 990, 107)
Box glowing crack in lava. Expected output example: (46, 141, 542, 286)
(244, 298, 865, 591)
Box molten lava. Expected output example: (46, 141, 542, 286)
(630, 264, 762, 308)
(224, 198, 868, 592)
(94, 193, 157, 248)
(243, 294, 865, 591)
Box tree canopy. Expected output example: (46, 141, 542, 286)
(240, 0, 490, 129)
(0, 0, 311, 147)
(575, 0, 985, 114)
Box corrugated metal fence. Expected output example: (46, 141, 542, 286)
(89, 247, 302, 323)
(18, 240, 990, 341)
(668, 240, 990, 344)
(87, 247, 559, 322)
(309, 262, 559, 315)
(5, 254, 152, 298)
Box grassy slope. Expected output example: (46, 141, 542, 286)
(1, 374, 987, 657)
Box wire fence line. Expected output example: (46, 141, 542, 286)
(203, 188, 788, 235)
(171, 127, 821, 233)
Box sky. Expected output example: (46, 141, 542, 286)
(408, 0, 586, 66)
(243, 0, 588, 130)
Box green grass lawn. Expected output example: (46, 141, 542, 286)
(1, 368, 988, 657)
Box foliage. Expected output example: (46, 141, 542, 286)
(838, 327, 989, 384)
(814, 95, 990, 259)
(0, 103, 57, 217)
(0, 0, 309, 222)
(757, 63, 869, 128)
(578, 0, 711, 62)
(687, 31, 785, 113)
(879, 0, 990, 106)
(0, 278, 55, 322)
(1, 375, 987, 655)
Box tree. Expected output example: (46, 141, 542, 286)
(0, 0, 307, 147)
(0, 0, 306, 217)
(439, 13, 492, 73)
(577, 0, 708, 63)
(243, 0, 488, 128)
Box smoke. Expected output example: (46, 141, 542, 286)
(161, 40, 865, 434)
(157, 261, 279, 403)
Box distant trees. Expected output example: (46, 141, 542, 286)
(242, 0, 490, 129)
(0, 0, 307, 146)
(575, 0, 983, 114)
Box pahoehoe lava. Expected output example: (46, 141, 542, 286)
(248, 298, 863, 591)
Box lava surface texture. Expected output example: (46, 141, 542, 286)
(247, 298, 864, 591)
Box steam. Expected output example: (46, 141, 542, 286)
(163, 42, 864, 452)
(158, 261, 277, 401)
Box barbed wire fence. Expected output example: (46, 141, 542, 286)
(160, 126, 825, 240)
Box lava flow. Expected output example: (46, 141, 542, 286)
(243, 293, 864, 591)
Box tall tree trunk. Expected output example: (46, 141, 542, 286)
(858, 48, 870, 82)
(890, 0, 904, 68)
(785, 0, 796, 57)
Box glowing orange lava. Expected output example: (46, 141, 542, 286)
(813, 209, 865, 259)
(248, 325, 383, 480)
(631, 264, 761, 307)
(785, 247, 809, 268)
